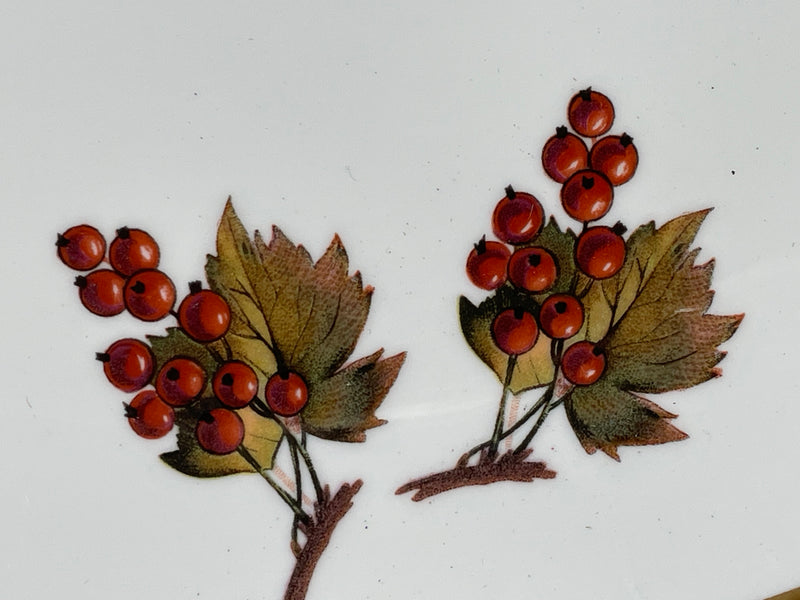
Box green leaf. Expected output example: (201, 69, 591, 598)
(565, 209, 743, 459)
(302, 350, 406, 442)
(160, 397, 283, 477)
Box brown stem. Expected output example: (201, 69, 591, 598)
(284, 480, 363, 600)
(396, 450, 556, 502)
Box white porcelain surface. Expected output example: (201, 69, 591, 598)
(2, 2, 797, 599)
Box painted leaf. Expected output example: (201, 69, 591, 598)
(160, 397, 283, 477)
(254, 226, 372, 382)
(565, 210, 743, 459)
(302, 349, 406, 442)
(205, 200, 401, 443)
(459, 218, 575, 394)
(565, 380, 688, 460)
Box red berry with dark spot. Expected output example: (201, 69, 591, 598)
(213, 361, 258, 409)
(560, 169, 614, 223)
(56, 225, 106, 271)
(589, 133, 639, 186)
(178, 282, 231, 342)
(74, 270, 125, 316)
(196, 408, 245, 455)
(123, 269, 176, 321)
(541, 126, 589, 183)
(466, 236, 511, 290)
(156, 357, 206, 407)
(491, 308, 539, 356)
(561, 341, 606, 385)
(539, 294, 584, 339)
(109, 227, 160, 276)
(567, 87, 615, 138)
(576, 224, 627, 280)
(125, 390, 175, 439)
(96, 338, 155, 392)
(265, 371, 309, 417)
(508, 247, 558, 293)
(492, 186, 544, 245)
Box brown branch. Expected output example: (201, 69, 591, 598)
(284, 480, 363, 600)
(395, 450, 556, 502)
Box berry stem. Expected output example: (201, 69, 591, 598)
(458, 384, 552, 464)
(237, 445, 311, 524)
(289, 441, 303, 550)
(251, 397, 325, 504)
(488, 354, 517, 457)
(513, 386, 555, 454)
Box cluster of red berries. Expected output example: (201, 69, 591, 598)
(57, 224, 311, 453)
(465, 88, 637, 387)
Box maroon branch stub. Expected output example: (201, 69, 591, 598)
(395, 450, 556, 502)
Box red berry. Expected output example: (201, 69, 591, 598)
(125, 390, 175, 439)
(265, 371, 309, 417)
(589, 133, 638, 186)
(196, 408, 245, 455)
(178, 282, 231, 342)
(491, 308, 539, 356)
(123, 269, 176, 321)
(466, 236, 510, 290)
(213, 361, 258, 408)
(576, 225, 627, 279)
(96, 338, 155, 392)
(74, 270, 125, 316)
(491, 186, 544, 245)
(560, 170, 614, 223)
(567, 87, 615, 138)
(561, 341, 606, 385)
(507, 247, 558, 293)
(109, 227, 160, 276)
(541, 126, 589, 183)
(155, 357, 206, 407)
(539, 294, 584, 339)
(56, 225, 106, 271)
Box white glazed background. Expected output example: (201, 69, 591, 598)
(2, 2, 798, 599)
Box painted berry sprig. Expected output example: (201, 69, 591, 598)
(398, 87, 742, 501)
(57, 199, 405, 600)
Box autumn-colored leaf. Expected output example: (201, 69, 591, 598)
(254, 226, 372, 382)
(565, 209, 743, 459)
(160, 397, 283, 477)
(565, 380, 688, 460)
(302, 350, 406, 442)
(204, 199, 402, 443)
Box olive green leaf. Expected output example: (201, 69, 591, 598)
(460, 287, 554, 394)
(204, 199, 402, 443)
(302, 349, 406, 442)
(565, 209, 743, 459)
(160, 397, 283, 477)
(459, 218, 575, 394)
